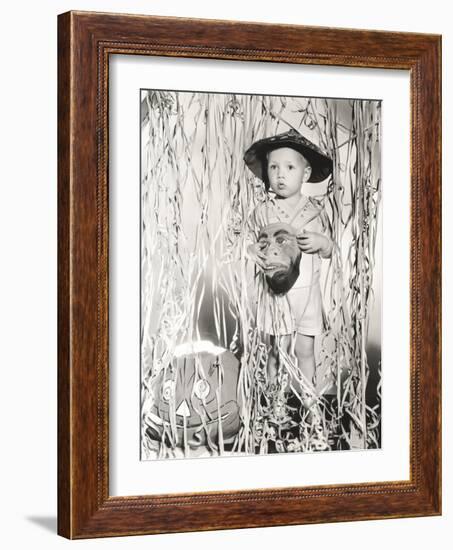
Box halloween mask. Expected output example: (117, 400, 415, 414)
(145, 341, 242, 452)
(257, 222, 301, 294)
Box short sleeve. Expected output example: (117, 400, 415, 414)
(303, 214, 322, 234)
(248, 201, 268, 239)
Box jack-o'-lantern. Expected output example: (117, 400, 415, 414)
(257, 222, 301, 294)
(145, 341, 242, 452)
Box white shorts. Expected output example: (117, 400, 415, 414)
(256, 282, 325, 337)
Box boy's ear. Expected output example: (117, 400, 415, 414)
(303, 164, 312, 182)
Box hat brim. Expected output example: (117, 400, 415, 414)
(244, 134, 333, 184)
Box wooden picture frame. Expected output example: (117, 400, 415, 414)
(58, 10, 441, 539)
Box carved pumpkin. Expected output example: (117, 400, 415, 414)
(145, 341, 242, 452)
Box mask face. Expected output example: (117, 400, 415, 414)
(145, 346, 241, 451)
(257, 222, 301, 294)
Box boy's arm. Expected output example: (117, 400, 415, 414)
(318, 206, 334, 258)
(245, 202, 267, 269)
(225, 201, 263, 264)
(318, 234, 333, 258)
(297, 209, 333, 258)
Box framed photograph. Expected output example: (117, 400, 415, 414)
(58, 11, 441, 538)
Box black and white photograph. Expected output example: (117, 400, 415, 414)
(140, 90, 382, 460)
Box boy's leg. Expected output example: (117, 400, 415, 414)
(267, 334, 292, 387)
(293, 334, 329, 448)
(294, 334, 316, 383)
(266, 335, 293, 423)
(267, 335, 278, 386)
(293, 334, 318, 408)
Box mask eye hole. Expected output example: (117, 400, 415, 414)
(193, 379, 210, 400)
(162, 380, 175, 402)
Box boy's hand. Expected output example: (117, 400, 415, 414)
(297, 230, 331, 257)
(246, 243, 267, 270)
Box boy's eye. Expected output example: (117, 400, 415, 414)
(276, 237, 286, 245)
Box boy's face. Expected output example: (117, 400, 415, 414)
(267, 147, 311, 199)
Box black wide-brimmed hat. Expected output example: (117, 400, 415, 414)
(244, 128, 332, 183)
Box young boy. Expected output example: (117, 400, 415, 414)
(244, 129, 333, 417)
